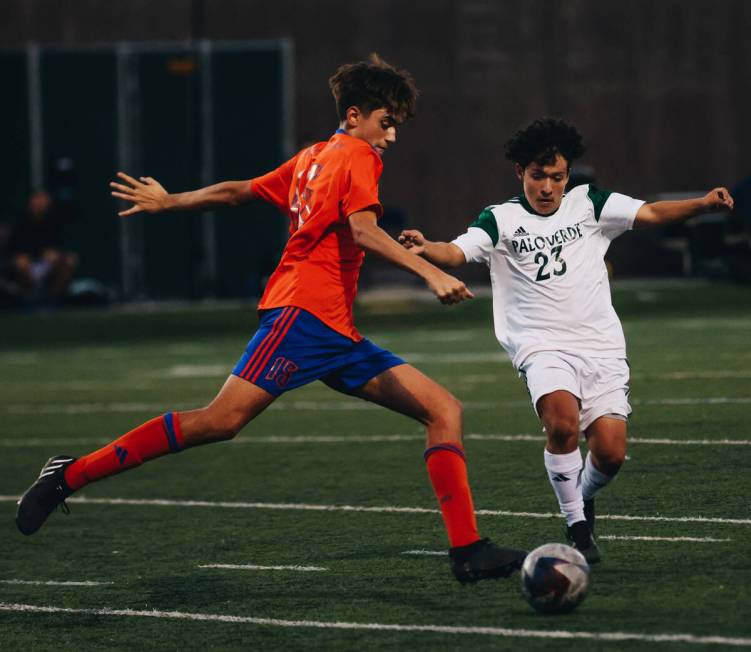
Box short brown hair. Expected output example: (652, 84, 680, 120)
(328, 53, 418, 121)
(505, 118, 585, 168)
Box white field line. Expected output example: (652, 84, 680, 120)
(237, 434, 751, 446)
(0, 603, 749, 647)
(163, 368, 751, 381)
(167, 364, 227, 378)
(628, 437, 751, 446)
(198, 564, 328, 572)
(0, 495, 748, 526)
(161, 353, 511, 377)
(2, 433, 749, 448)
(598, 535, 732, 543)
(401, 550, 447, 556)
(3, 369, 745, 388)
(633, 397, 751, 406)
(634, 370, 751, 380)
(665, 317, 751, 330)
(0, 400, 497, 415)
(473, 511, 751, 526)
(3, 396, 750, 416)
(0, 579, 112, 587)
(162, 362, 509, 379)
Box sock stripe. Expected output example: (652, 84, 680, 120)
(424, 443, 466, 462)
(162, 413, 181, 453)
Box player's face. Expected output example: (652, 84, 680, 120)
(516, 154, 569, 215)
(346, 107, 401, 156)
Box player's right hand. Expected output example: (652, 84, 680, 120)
(427, 269, 474, 305)
(398, 229, 426, 254)
(110, 172, 169, 216)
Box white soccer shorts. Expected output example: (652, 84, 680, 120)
(518, 351, 631, 433)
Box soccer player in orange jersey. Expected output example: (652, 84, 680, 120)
(16, 55, 527, 583)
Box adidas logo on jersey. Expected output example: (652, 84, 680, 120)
(513, 226, 529, 237)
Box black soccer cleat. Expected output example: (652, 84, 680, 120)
(449, 538, 528, 584)
(16, 455, 76, 536)
(584, 498, 596, 535)
(566, 520, 601, 564)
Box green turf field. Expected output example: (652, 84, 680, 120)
(1, 281, 750, 650)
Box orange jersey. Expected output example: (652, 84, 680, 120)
(251, 131, 383, 341)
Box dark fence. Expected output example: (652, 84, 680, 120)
(2, 41, 290, 300)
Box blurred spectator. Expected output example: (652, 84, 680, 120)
(8, 190, 78, 305)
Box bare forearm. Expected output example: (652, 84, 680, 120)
(420, 241, 466, 268)
(351, 212, 473, 304)
(353, 221, 441, 280)
(635, 198, 706, 228)
(165, 181, 252, 212)
(635, 188, 733, 228)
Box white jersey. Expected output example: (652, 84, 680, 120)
(452, 184, 645, 368)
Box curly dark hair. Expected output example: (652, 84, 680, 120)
(504, 118, 585, 168)
(328, 53, 419, 122)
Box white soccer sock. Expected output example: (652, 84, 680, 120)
(544, 448, 585, 526)
(581, 451, 615, 501)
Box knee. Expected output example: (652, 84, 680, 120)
(429, 392, 463, 432)
(546, 415, 580, 449)
(593, 449, 626, 476)
(200, 408, 247, 441)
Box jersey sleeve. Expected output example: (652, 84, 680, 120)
(451, 208, 498, 264)
(342, 149, 383, 220)
(588, 185, 645, 239)
(250, 152, 302, 213)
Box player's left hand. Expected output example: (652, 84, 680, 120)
(703, 187, 734, 212)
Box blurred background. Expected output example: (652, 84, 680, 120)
(1, 0, 750, 307)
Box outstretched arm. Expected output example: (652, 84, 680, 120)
(398, 229, 466, 268)
(634, 187, 734, 228)
(110, 172, 254, 217)
(349, 212, 473, 305)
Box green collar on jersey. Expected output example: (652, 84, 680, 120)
(516, 193, 563, 218)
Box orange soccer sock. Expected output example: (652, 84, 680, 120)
(64, 412, 185, 491)
(424, 443, 481, 548)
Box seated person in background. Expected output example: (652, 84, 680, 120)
(9, 190, 77, 304)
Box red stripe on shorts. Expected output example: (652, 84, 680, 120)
(249, 307, 301, 383)
(239, 307, 292, 379)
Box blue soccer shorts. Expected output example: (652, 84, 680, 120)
(231, 306, 405, 396)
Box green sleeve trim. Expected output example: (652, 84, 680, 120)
(469, 207, 499, 246)
(587, 185, 613, 222)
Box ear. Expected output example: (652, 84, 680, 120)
(514, 163, 524, 181)
(345, 106, 362, 128)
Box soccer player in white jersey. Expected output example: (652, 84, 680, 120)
(399, 118, 734, 563)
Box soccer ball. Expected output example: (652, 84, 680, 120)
(521, 543, 590, 614)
